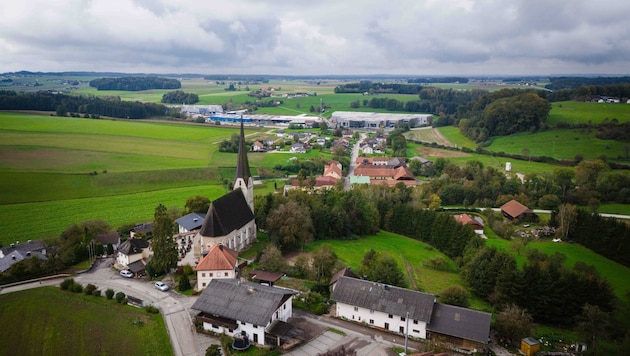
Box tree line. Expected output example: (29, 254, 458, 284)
(334, 81, 422, 94)
(0, 90, 172, 119)
(545, 76, 630, 91)
(161, 90, 199, 104)
(88, 76, 181, 91)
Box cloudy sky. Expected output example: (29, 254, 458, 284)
(1, 0, 629, 76)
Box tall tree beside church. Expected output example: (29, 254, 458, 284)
(151, 204, 178, 275)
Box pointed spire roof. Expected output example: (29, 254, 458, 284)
(235, 115, 251, 182)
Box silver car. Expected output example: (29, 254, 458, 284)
(154, 281, 169, 291)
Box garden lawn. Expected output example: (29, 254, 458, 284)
(0, 287, 172, 355)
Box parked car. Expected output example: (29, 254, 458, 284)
(154, 281, 169, 291)
(120, 270, 133, 278)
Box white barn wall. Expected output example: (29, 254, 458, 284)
(336, 301, 427, 339)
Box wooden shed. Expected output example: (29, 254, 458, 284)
(521, 337, 540, 356)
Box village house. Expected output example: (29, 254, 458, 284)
(454, 214, 485, 234)
(290, 142, 306, 153)
(284, 160, 343, 194)
(196, 243, 239, 290)
(115, 237, 150, 272)
(94, 231, 121, 252)
(330, 276, 492, 354)
(0, 239, 47, 273)
(192, 279, 297, 346)
(252, 141, 265, 152)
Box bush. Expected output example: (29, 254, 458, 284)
(144, 305, 160, 314)
(115, 291, 126, 303)
(84, 284, 97, 295)
(206, 344, 222, 356)
(105, 288, 115, 299)
(121, 297, 128, 305)
(71, 283, 83, 293)
(178, 273, 191, 291)
(60, 278, 75, 290)
(92, 289, 101, 297)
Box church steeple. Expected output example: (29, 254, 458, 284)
(233, 115, 254, 211)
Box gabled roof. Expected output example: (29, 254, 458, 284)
(249, 270, 285, 283)
(1, 239, 46, 257)
(131, 222, 153, 234)
(393, 166, 415, 180)
(199, 189, 255, 237)
(117, 238, 149, 256)
(192, 279, 297, 326)
(331, 276, 435, 322)
(176, 212, 206, 231)
(95, 231, 120, 245)
(428, 303, 491, 345)
(500, 199, 532, 219)
(0, 240, 47, 272)
(329, 267, 360, 286)
(323, 160, 342, 178)
(127, 259, 146, 273)
(454, 214, 484, 228)
(196, 244, 238, 271)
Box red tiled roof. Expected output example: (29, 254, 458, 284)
(455, 214, 484, 228)
(196, 244, 238, 271)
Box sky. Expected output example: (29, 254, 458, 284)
(1, 0, 629, 76)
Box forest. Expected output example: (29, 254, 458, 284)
(88, 76, 181, 91)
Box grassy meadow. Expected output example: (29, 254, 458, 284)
(0, 287, 172, 355)
(547, 101, 630, 125)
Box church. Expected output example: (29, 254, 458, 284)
(195, 118, 257, 255)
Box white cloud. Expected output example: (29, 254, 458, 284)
(0, 0, 628, 75)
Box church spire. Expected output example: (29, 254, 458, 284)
(233, 115, 254, 212)
(235, 115, 251, 182)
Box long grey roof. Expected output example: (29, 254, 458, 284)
(198, 189, 254, 237)
(331, 276, 435, 322)
(175, 212, 206, 231)
(192, 279, 296, 326)
(428, 303, 491, 344)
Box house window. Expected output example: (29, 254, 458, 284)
(202, 273, 206, 277)
(240, 321, 245, 325)
(388, 314, 393, 319)
(413, 320, 418, 325)
(413, 329, 419, 333)
(369, 319, 374, 325)
(401, 316, 406, 322)
(209, 272, 213, 277)
(224, 272, 228, 277)
(253, 334, 258, 343)
(228, 329, 233, 333)
(454, 313, 461, 321)
(253, 325, 258, 329)
(399, 326, 405, 333)
(385, 322, 390, 330)
(212, 324, 219, 329)
(354, 307, 358, 312)
(202, 283, 206, 287)
(283, 304, 286, 310)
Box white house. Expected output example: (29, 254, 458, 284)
(116, 238, 150, 267)
(290, 142, 306, 153)
(175, 212, 205, 234)
(192, 279, 297, 346)
(331, 276, 435, 339)
(196, 244, 238, 290)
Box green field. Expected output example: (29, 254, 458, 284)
(484, 238, 630, 303)
(0, 287, 172, 355)
(307, 231, 489, 311)
(548, 101, 630, 125)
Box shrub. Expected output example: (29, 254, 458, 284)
(182, 264, 194, 276)
(178, 273, 191, 291)
(92, 289, 101, 297)
(144, 305, 160, 314)
(206, 345, 222, 356)
(84, 284, 97, 295)
(60, 278, 75, 290)
(71, 283, 83, 293)
(121, 297, 128, 305)
(115, 291, 126, 303)
(105, 288, 115, 299)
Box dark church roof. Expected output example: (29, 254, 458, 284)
(235, 116, 251, 183)
(199, 189, 255, 237)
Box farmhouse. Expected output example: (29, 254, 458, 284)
(192, 279, 297, 346)
(500, 199, 537, 221)
(196, 243, 239, 290)
(196, 118, 256, 255)
(95, 232, 121, 251)
(331, 276, 435, 339)
(454, 214, 484, 234)
(331, 276, 492, 353)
